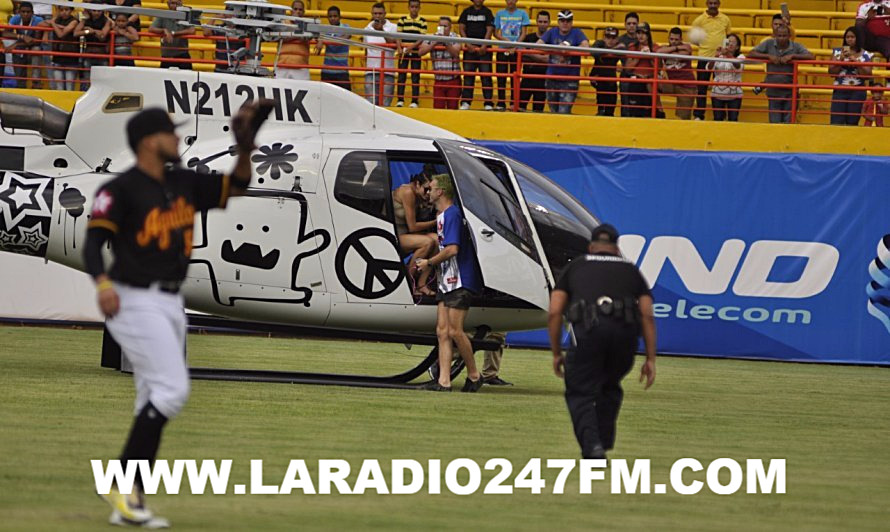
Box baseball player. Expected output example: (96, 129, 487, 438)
(83, 101, 272, 527)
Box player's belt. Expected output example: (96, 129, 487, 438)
(123, 280, 182, 294)
(149, 280, 182, 294)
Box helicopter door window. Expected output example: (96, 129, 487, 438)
(333, 151, 392, 222)
(476, 157, 519, 203)
(436, 142, 539, 262)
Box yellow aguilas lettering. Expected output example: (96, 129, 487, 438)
(136, 197, 196, 252)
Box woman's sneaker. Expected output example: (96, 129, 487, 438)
(422, 381, 452, 392)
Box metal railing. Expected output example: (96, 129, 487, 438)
(2, 24, 886, 125)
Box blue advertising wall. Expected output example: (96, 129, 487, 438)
(479, 141, 890, 366)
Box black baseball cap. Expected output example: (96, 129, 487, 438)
(591, 223, 620, 244)
(557, 9, 573, 20)
(604, 26, 619, 37)
(126, 108, 183, 152)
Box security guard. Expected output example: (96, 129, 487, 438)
(548, 223, 657, 459)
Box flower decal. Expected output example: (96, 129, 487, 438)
(252, 143, 299, 180)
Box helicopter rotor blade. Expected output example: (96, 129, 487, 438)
(30, 0, 191, 21)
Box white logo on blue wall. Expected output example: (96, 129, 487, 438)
(866, 235, 890, 334)
(619, 236, 840, 325)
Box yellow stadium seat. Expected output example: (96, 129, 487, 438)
(398, 1, 457, 17)
(319, 0, 377, 14)
(764, 0, 837, 11)
(837, 0, 863, 13)
(688, 0, 764, 9)
(604, 9, 678, 26)
(613, 0, 687, 6)
(830, 16, 857, 31)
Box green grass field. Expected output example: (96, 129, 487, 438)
(1, 324, 888, 531)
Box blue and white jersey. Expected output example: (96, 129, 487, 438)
(494, 9, 530, 42)
(436, 205, 482, 294)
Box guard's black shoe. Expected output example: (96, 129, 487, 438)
(583, 446, 607, 460)
(461, 377, 483, 393)
(483, 376, 513, 386)
(422, 381, 452, 392)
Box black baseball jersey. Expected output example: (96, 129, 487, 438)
(554, 252, 651, 305)
(87, 167, 230, 286)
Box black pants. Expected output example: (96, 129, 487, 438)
(619, 76, 633, 117)
(495, 51, 518, 108)
(396, 54, 421, 103)
(596, 80, 617, 116)
(322, 70, 352, 92)
(520, 71, 546, 111)
(161, 54, 192, 70)
(626, 80, 652, 118)
(712, 97, 741, 121)
(564, 323, 637, 457)
(693, 59, 712, 120)
(461, 51, 493, 106)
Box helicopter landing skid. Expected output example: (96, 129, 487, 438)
(102, 316, 497, 390)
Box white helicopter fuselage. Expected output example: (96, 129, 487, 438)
(0, 68, 587, 334)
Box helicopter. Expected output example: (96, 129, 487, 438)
(0, 0, 601, 387)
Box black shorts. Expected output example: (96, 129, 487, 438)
(436, 288, 474, 310)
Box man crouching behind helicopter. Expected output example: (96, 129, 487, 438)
(415, 174, 485, 392)
(83, 101, 273, 527)
(548, 224, 657, 460)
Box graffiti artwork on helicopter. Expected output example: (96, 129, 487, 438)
(0, 171, 53, 258)
(190, 190, 330, 307)
(187, 142, 301, 188)
(58, 183, 87, 255)
(335, 227, 407, 300)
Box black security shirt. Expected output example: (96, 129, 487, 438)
(522, 33, 547, 75)
(591, 39, 620, 78)
(555, 252, 651, 306)
(458, 6, 495, 39)
(87, 167, 230, 285)
(618, 33, 638, 68)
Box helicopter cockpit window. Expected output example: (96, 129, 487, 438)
(334, 151, 391, 221)
(507, 158, 597, 233)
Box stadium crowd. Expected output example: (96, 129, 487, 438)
(1, 0, 889, 124)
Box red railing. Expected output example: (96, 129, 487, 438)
(3, 24, 885, 126)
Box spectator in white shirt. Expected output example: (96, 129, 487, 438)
(363, 2, 398, 106)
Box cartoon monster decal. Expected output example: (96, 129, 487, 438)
(190, 191, 330, 307)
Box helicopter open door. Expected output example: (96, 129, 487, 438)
(435, 140, 553, 311)
(324, 148, 413, 305)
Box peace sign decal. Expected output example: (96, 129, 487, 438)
(335, 228, 406, 299)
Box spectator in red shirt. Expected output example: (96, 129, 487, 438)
(657, 27, 695, 119)
(855, 0, 890, 59)
(862, 81, 889, 126)
(417, 17, 463, 109)
(623, 22, 656, 117)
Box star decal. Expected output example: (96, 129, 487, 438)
(91, 190, 113, 217)
(0, 228, 16, 248)
(17, 222, 48, 252)
(0, 172, 51, 229)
